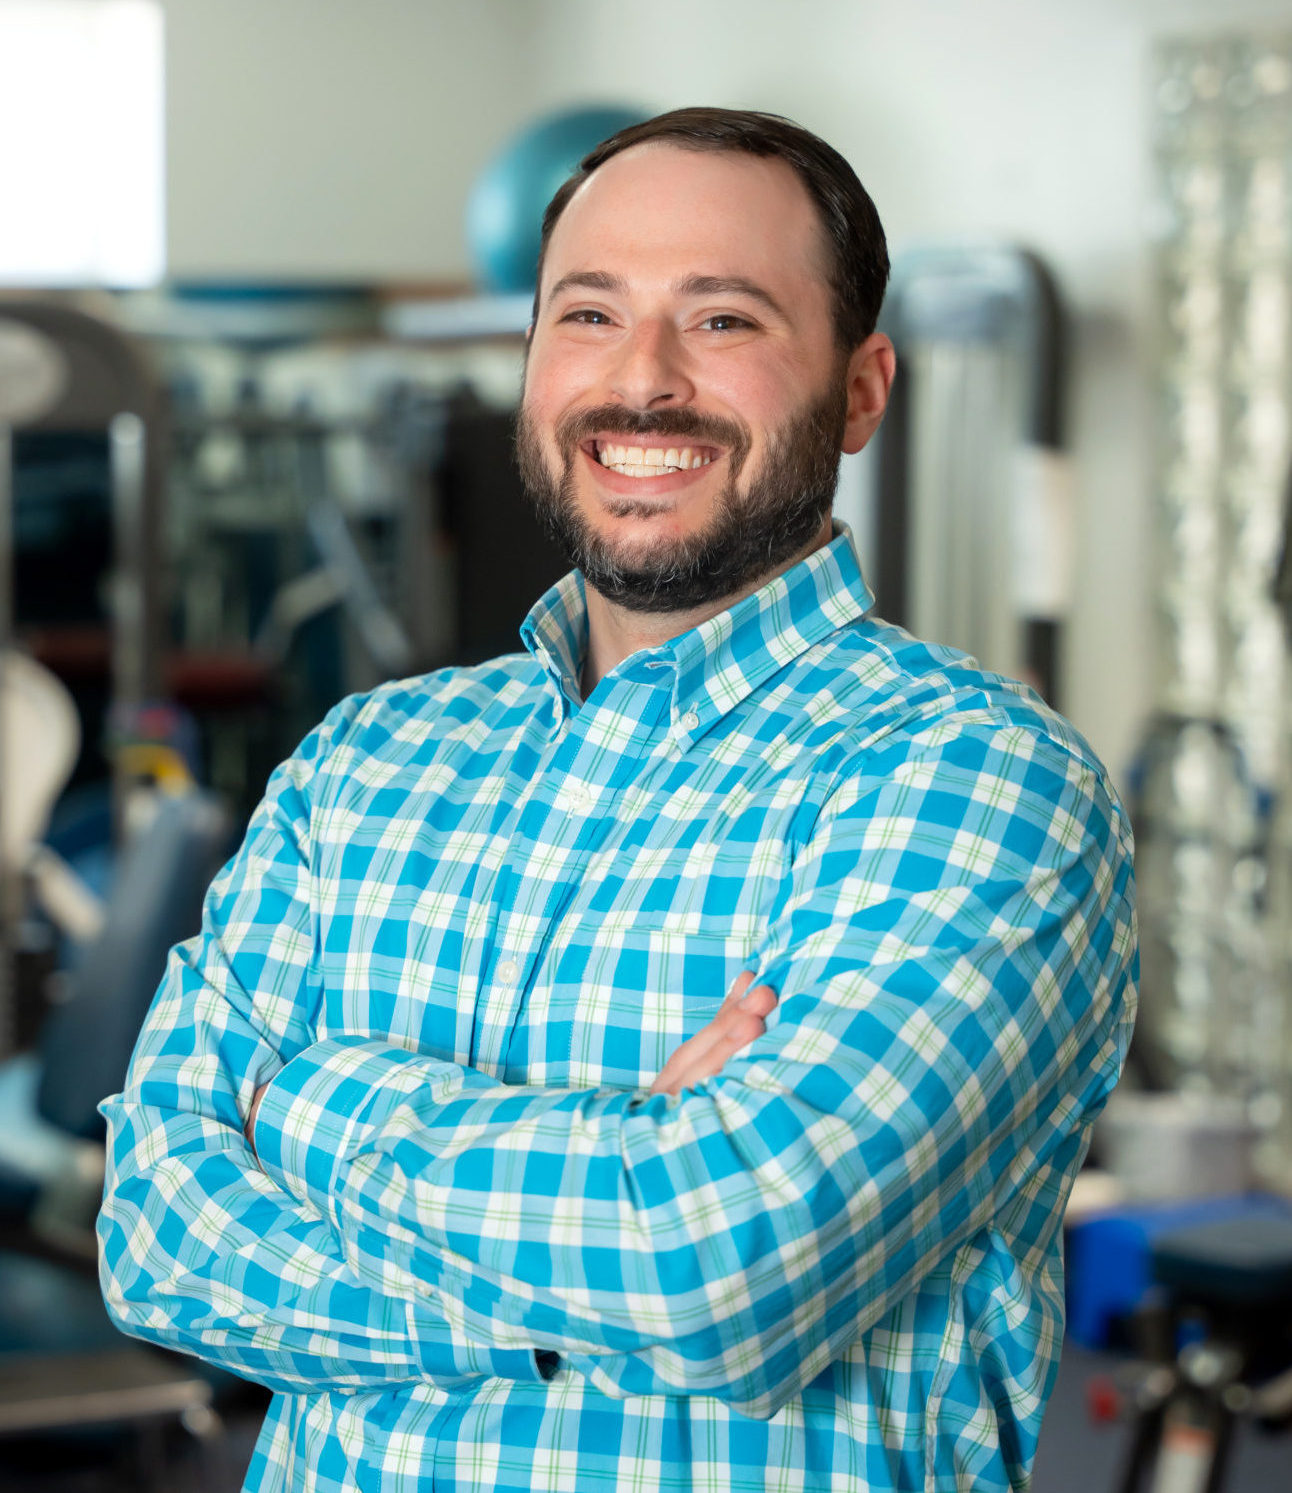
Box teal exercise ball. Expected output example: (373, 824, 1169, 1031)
(466, 105, 648, 295)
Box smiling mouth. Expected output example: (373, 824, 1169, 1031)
(586, 439, 720, 478)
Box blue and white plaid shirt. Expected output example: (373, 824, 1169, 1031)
(99, 528, 1136, 1492)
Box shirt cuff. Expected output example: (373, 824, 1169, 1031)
(254, 1035, 556, 1385)
(407, 1297, 560, 1384)
(253, 1034, 483, 1216)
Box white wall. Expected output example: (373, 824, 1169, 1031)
(163, 0, 539, 279)
(160, 0, 1292, 783)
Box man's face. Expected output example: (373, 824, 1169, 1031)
(516, 143, 854, 612)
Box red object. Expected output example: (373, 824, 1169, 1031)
(1087, 1376, 1122, 1424)
(26, 628, 275, 710)
(164, 650, 275, 710)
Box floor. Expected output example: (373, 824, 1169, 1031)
(1033, 1343, 1290, 1492)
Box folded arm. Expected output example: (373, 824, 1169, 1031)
(96, 705, 555, 1396)
(247, 717, 1138, 1416)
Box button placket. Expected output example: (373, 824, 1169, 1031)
(468, 714, 589, 1071)
(483, 678, 673, 1074)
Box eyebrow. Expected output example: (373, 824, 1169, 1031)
(544, 269, 787, 320)
(545, 270, 626, 305)
(674, 274, 787, 320)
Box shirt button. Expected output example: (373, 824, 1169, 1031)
(497, 959, 520, 985)
(680, 709, 700, 731)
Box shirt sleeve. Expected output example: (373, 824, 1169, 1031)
(250, 714, 1138, 1418)
(96, 701, 556, 1397)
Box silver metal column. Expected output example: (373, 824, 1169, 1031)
(0, 424, 13, 1063)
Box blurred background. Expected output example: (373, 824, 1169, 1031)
(2, 0, 1292, 1488)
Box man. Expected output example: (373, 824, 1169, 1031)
(99, 108, 1136, 1492)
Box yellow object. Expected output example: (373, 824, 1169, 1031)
(116, 744, 194, 794)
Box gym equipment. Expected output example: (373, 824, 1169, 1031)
(256, 493, 415, 681)
(1126, 713, 1266, 1102)
(872, 243, 1068, 702)
(1260, 454, 1292, 1194)
(0, 783, 229, 1239)
(0, 784, 230, 1209)
(0, 1344, 221, 1492)
(1111, 1208, 1292, 1493)
(435, 385, 569, 664)
(0, 787, 234, 1488)
(466, 104, 647, 293)
(0, 300, 166, 1061)
(0, 301, 234, 1485)
(1150, 32, 1292, 789)
(0, 650, 80, 898)
(1066, 1194, 1292, 1353)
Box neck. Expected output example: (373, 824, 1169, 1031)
(580, 518, 833, 696)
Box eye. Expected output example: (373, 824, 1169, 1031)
(559, 307, 614, 326)
(697, 312, 755, 333)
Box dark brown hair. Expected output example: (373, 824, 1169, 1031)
(533, 106, 889, 350)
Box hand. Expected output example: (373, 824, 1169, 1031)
(649, 970, 778, 1097)
(245, 1082, 270, 1158)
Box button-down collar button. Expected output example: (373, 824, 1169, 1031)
(680, 708, 700, 731)
(497, 959, 520, 985)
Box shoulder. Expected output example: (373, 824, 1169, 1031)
(793, 614, 1129, 848)
(806, 612, 1100, 760)
(287, 651, 548, 782)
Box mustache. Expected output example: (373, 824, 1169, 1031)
(553, 404, 752, 468)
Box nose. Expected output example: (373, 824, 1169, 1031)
(608, 317, 695, 409)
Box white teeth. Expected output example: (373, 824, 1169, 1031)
(595, 442, 715, 475)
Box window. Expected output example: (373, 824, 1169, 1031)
(0, 0, 164, 287)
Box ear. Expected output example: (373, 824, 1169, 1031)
(841, 332, 896, 455)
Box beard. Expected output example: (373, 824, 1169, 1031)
(514, 377, 848, 614)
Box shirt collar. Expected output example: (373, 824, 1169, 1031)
(520, 568, 589, 714)
(520, 525, 875, 726)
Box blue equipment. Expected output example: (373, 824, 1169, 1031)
(465, 105, 646, 294)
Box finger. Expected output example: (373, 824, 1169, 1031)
(648, 974, 771, 1097)
(725, 969, 757, 1005)
(649, 1067, 679, 1097)
(670, 992, 775, 1082)
(652, 1010, 766, 1095)
(666, 1022, 765, 1093)
(709, 1007, 769, 1061)
(650, 1036, 705, 1096)
(650, 1021, 742, 1095)
(737, 982, 778, 1018)
(661, 986, 759, 1072)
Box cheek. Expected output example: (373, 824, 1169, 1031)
(697, 342, 813, 414)
(523, 336, 603, 417)
(704, 365, 804, 450)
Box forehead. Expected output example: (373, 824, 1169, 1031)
(543, 142, 830, 305)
